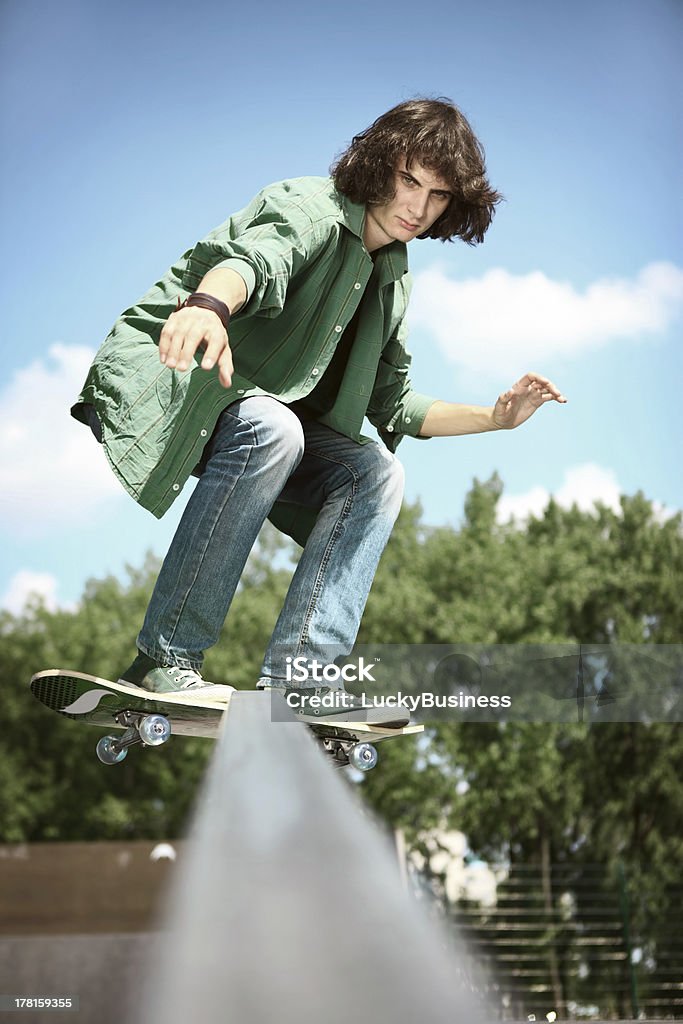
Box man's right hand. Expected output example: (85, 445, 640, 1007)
(159, 304, 234, 388)
(159, 267, 248, 389)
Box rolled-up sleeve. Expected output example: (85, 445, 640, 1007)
(211, 257, 257, 302)
(366, 317, 436, 452)
(180, 184, 329, 318)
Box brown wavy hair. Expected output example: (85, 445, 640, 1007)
(331, 97, 503, 245)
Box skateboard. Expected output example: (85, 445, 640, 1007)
(29, 670, 423, 771)
(304, 719, 424, 771)
(30, 669, 227, 765)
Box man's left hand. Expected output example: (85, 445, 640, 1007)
(493, 372, 567, 430)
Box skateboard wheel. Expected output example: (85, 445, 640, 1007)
(138, 714, 172, 747)
(96, 736, 128, 765)
(348, 742, 378, 772)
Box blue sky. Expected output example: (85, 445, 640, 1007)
(1, 0, 681, 614)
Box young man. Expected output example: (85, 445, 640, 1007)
(73, 98, 566, 722)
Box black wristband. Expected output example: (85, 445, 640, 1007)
(177, 292, 231, 332)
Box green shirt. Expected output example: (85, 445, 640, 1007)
(72, 176, 436, 538)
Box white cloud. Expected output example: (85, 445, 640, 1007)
(498, 463, 624, 524)
(1, 570, 72, 614)
(497, 463, 679, 526)
(410, 261, 683, 377)
(0, 344, 122, 533)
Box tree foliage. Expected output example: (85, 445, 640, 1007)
(2, 480, 681, 909)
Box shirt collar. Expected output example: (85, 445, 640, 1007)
(337, 190, 409, 285)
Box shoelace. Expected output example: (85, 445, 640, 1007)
(166, 666, 207, 689)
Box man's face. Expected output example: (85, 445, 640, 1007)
(363, 159, 452, 252)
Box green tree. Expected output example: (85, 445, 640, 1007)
(0, 528, 296, 842)
(359, 478, 683, 1016)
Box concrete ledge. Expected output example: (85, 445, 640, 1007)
(135, 691, 489, 1023)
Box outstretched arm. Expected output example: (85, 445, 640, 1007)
(418, 372, 567, 437)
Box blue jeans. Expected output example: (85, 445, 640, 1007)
(137, 396, 404, 686)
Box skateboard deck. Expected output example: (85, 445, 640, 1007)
(29, 669, 423, 771)
(30, 669, 228, 764)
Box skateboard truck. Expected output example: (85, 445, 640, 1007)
(96, 710, 172, 765)
(317, 734, 379, 772)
